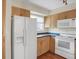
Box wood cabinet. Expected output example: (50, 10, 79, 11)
(44, 16, 51, 28)
(37, 36, 50, 56)
(58, 9, 76, 27)
(44, 9, 76, 28)
(58, 12, 67, 20)
(58, 9, 76, 20)
(66, 9, 76, 19)
(12, 6, 20, 16)
(50, 14, 59, 28)
(12, 6, 30, 17)
(49, 37, 55, 53)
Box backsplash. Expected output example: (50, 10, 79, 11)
(49, 28, 76, 34)
(37, 28, 49, 33)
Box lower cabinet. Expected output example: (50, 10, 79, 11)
(49, 36, 55, 53)
(37, 36, 50, 56)
(37, 36, 55, 56)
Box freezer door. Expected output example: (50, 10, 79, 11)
(11, 16, 25, 59)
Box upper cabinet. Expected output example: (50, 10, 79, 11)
(58, 12, 67, 20)
(44, 16, 51, 28)
(50, 14, 59, 28)
(58, 9, 76, 20)
(12, 6, 30, 17)
(66, 9, 76, 19)
(44, 9, 76, 28)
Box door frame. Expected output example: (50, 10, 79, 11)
(2, 0, 6, 59)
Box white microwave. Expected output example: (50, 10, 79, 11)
(57, 19, 76, 28)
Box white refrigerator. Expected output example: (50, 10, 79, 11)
(11, 16, 37, 59)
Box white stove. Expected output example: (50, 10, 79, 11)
(55, 33, 76, 59)
(60, 33, 76, 38)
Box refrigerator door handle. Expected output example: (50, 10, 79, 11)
(23, 30, 25, 46)
(23, 20, 26, 47)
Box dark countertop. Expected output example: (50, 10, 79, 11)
(37, 32, 60, 38)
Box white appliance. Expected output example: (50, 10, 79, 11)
(55, 33, 76, 59)
(11, 16, 37, 59)
(57, 19, 76, 28)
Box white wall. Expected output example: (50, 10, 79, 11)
(6, 0, 11, 59)
(49, 28, 76, 34)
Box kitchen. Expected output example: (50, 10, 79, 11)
(2, 0, 76, 59)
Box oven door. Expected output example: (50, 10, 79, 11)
(55, 36, 75, 54)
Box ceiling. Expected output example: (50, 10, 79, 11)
(12, 0, 76, 15)
(28, 0, 76, 11)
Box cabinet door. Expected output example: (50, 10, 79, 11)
(37, 38, 42, 56)
(12, 6, 30, 17)
(20, 8, 30, 17)
(58, 12, 67, 20)
(50, 14, 58, 28)
(44, 16, 51, 28)
(66, 9, 76, 19)
(12, 6, 20, 16)
(37, 39, 40, 56)
(37, 36, 50, 56)
(41, 36, 50, 54)
(49, 37, 55, 53)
